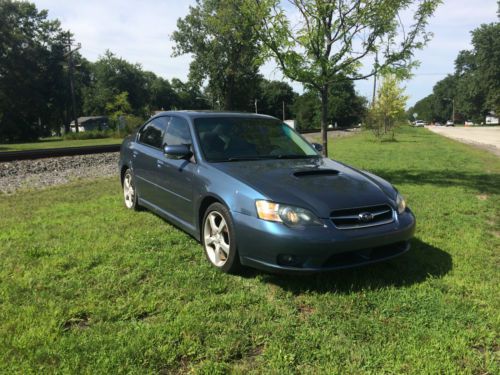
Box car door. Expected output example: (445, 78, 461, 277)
(133, 116, 169, 207)
(151, 116, 196, 226)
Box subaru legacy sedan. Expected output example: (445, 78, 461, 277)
(119, 111, 415, 274)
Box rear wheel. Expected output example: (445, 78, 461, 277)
(202, 203, 241, 273)
(123, 169, 140, 211)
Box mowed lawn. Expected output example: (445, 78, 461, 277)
(0, 127, 498, 373)
(0, 137, 122, 152)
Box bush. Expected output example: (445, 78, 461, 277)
(63, 130, 113, 140)
(115, 115, 145, 137)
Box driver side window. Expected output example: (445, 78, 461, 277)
(138, 117, 169, 149)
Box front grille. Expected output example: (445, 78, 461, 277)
(330, 204, 394, 229)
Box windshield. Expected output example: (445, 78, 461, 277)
(194, 117, 319, 162)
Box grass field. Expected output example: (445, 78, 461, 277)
(0, 137, 122, 152)
(0, 127, 498, 373)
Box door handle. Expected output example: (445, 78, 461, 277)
(132, 151, 138, 158)
(156, 160, 165, 167)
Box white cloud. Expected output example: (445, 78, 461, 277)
(33, 0, 498, 106)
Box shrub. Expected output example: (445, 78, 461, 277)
(63, 130, 113, 140)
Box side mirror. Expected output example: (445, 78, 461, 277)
(164, 144, 192, 159)
(312, 143, 323, 152)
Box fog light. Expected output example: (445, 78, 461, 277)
(277, 254, 303, 267)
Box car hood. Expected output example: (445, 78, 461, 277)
(212, 157, 395, 218)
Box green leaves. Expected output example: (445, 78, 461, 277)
(172, 0, 264, 111)
(409, 21, 500, 123)
(368, 74, 408, 139)
(254, 0, 441, 154)
(0, 0, 69, 142)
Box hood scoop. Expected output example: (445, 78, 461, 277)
(293, 169, 340, 178)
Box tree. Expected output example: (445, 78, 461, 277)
(293, 91, 321, 130)
(368, 74, 407, 139)
(257, 78, 297, 119)
(0, 0, 68, 142)
(105, 92, 132, 124)
(172, 0, 264, 111)
(252, 0, 440, 155)
(293, 81, 367, 130)
(407, 94, 435, 122)
(170, 78, 209, 110)
(143, 72, 179, 112)
(327, 76, 367, 127)
(467, 22, 500, 116)
(82, 51, 148, 117)
(409, 18, 499, 124)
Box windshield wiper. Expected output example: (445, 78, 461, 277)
(272, 154, 319, 159)
(225, 156, 270, 162)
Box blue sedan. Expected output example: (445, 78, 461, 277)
(119, 111, 416, 273)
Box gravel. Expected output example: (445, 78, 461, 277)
(0, 153, 120, 194)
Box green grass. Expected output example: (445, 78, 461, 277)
(0, 137, 122, 152)
(0, 127, 498, 373)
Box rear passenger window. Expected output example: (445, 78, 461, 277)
(165, 117, 191, 146)
(138, 117, 168, 148)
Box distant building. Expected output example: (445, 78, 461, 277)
(70, 116, 108, 132)
(485, 112, 499, 125)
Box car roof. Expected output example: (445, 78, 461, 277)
(151, 110, 277, 121)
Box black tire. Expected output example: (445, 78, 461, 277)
(122, 169, 141, 211)
(202, 202, 241, 274)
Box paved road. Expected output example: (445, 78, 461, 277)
(426, 126, 500, 156)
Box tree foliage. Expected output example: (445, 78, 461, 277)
(172, 0, 263, 111)
(294, 78, 367, 130)
(0, 0, 68, 141)
(257, 79, 297, 119)
(408, 18, 500, 124)
(253, 0, 441, 155)
(367, 75, 408, 139)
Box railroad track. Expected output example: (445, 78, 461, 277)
(0, 144, 121, 162)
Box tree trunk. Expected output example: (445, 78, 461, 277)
(320, 86, 329, 157)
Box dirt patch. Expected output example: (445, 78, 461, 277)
(62, 313, 90, 331)
(297, 303, 315, 318)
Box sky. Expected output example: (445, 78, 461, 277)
(33, 0, 498, 107)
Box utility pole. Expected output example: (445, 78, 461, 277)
(444, 97, 455, 123)
(282, 100, 285, 121)
(371, 51, 379, 106)
(452, 98, 455, 123)
(65, 33, 81, 133)
(254, 99, 258, 114)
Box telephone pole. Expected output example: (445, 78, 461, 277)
(372, 51, 379, 106)
(65, 33, 81, 133)
(282, 100, 286, 121)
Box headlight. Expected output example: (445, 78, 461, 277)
(255, 200, 323, 226)
(396, 193, 406, 214)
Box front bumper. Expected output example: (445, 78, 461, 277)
(232, 209, 416, 273)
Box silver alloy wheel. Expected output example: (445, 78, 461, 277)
(123, 172, 135, 209)
(204, 211, 230, 267)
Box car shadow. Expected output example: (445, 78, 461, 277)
(370, 169, 500, 195)
(241, 238, 452, 295)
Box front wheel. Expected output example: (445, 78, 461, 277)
(123, 169, 140, 211)
(202, 203, 241, 274)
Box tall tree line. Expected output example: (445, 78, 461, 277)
(0, 0, 369, 143)
(408, 15, 500, 124)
